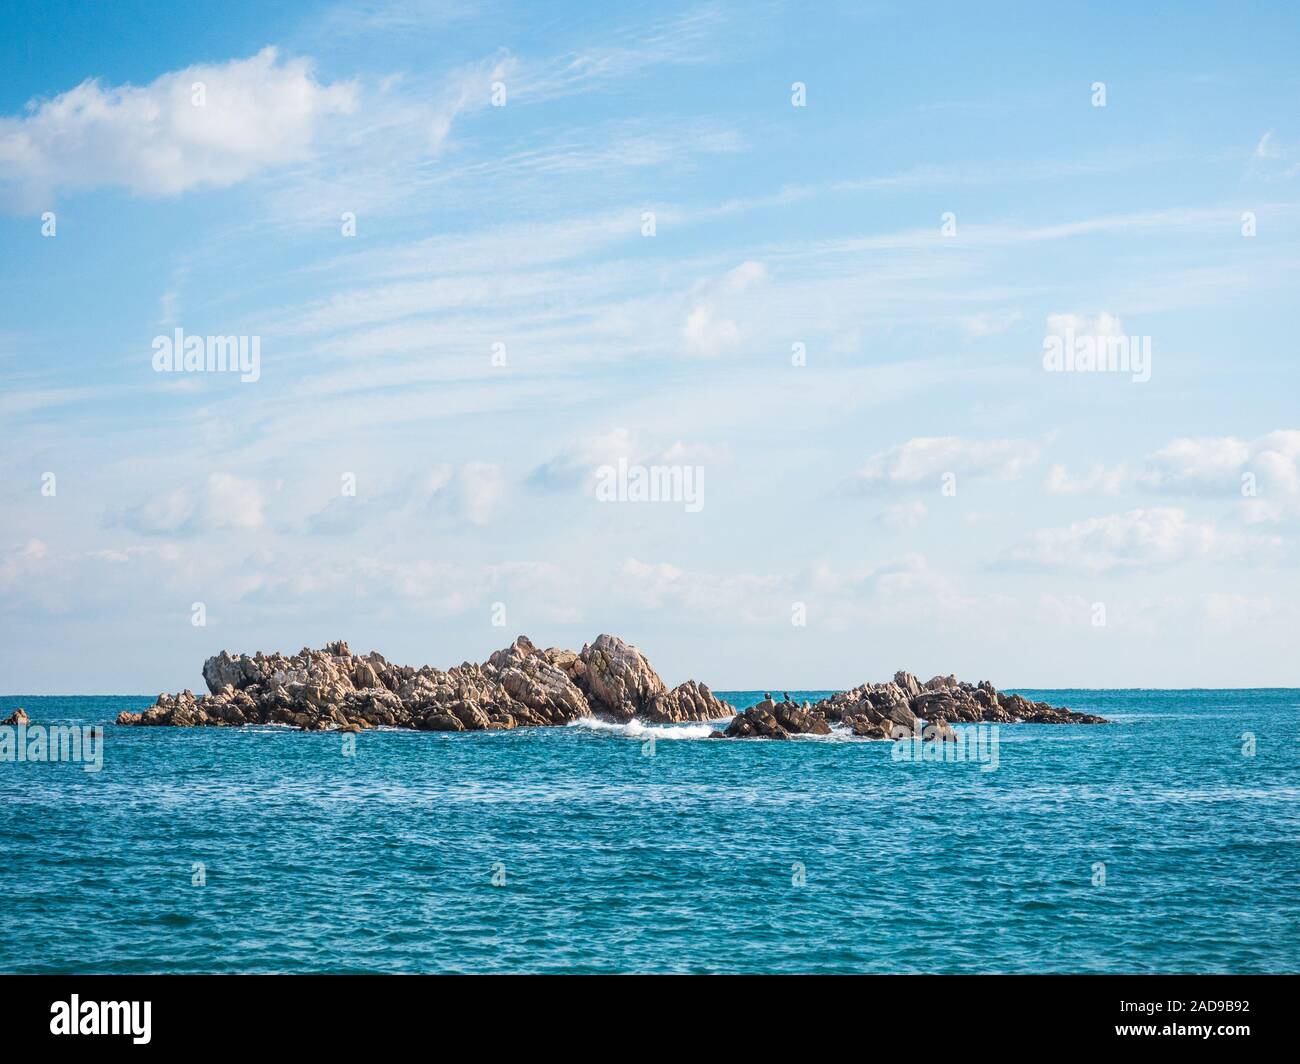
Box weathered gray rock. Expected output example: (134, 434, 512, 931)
(647, 680, 733, 723)
(893, 671, 922, 698)
(487, 636, 591, 724)
(576, 634, 667, 721)
(721, 698, 832, 739)
(116, 634, 732, 733)
(923, 718, 958, 742)
(202, 650, 264, 694)
(713, 672, 1105, 739)
(117, 642, 1105, 738)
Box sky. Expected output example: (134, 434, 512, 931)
(2, 0, 1298, 693)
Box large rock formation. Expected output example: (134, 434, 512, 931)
(115, 635, 733, 732)
(713, 672, 1105, 740)
(574, 634, 731, 723)
(116, 642, 1105, 739)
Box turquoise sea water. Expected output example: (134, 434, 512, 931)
(1, 689, 1296, 973)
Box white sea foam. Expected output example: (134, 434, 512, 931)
(566, 717, 719, 740)
(786, 723, 862, 742)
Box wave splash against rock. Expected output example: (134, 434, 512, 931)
(116, 636, 1107, 737)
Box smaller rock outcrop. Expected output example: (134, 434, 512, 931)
(655, 679, 732, 723)
(2, 708, 30, 726)
(716, 698, 832, 739)
(713, 673, 1105, 739)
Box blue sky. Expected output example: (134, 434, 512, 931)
(2, 0, 1298, 692)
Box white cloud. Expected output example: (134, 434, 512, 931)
(307, 463, 505, 533)
(0, 538, 192, 617)
(1000, 507, 1282, 573)
(613, 552, 977, 632)
(0, 538, 48, 590)
(812, 552, 951, 602)
(1045, 310, 1125, 342)
(681, 261, 767, 357)
(528, 428, 637, 491)
(1138, 435, 1255, 494)
(682, 304, 742, 357)
(446, 117, 745, 184)
(1202, 591, 1276, 629)
(1045, 462, 1129, 495)
(1137, 431, 1300, 517)
(804, 554, 992, 633)
(428, 461, 503, 525)
(616, 556, 788, 623)
(528, 429, 725, 493)
(324, 0, 476, 34)
(961, 310, 1024, 337)
(877, 501, 928, 529)
(0, 47, 357, 202)
(1247, 129, 1300, 180)
(848, 436, 1040, 494)
(510, 7, 729, 103)
(109, 474, 266, 536)
(205, 473, 268, 531)
(1043, 430, 1300, 517)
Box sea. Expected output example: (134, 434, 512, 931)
(1, 689, 1296, 973)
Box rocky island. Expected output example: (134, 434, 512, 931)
(718, 673, 1106, 740)
(114, 634, 1106, 738)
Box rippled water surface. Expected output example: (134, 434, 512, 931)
(1, 690, 1296, 972)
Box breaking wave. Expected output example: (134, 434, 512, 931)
(566, 717, 719, 740)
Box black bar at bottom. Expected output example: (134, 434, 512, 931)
(3, 974, 1289, 1051)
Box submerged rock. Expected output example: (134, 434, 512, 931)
(115, 634, 734, 733)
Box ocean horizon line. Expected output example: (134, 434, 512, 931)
(5, 685, 1299, 699)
